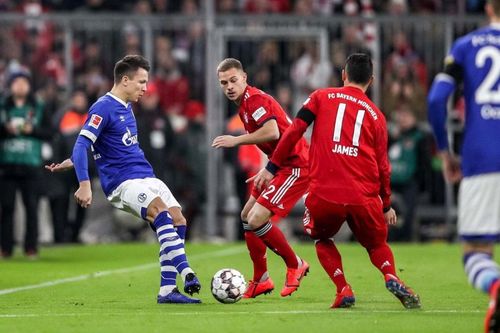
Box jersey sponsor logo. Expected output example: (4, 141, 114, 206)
(137, 193, 147, 203)
(122, 127, 139, 146)
(252, 107, 267, 121)
(119, 115, 125, 122)
(89, 114, 103, 129)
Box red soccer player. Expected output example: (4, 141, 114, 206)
(212, 58, 309, 298)
(252, 53, 421, 309)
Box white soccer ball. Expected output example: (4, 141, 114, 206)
(211, 268, 247, 304)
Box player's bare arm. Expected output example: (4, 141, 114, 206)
(45, 158, 74, 172)
(75, 180, 92, 208)
(212, 119, 279, 148)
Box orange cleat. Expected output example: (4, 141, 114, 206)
(243, 278, 275, 299)
(331, 284, 355, 308)
(385, 274, 421, 309)
(485, 280, 500, 333)
(280, 259, 310, 297)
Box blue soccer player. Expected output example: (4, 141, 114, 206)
(428, 1, 500, 331)
(46, 55, 201, 304)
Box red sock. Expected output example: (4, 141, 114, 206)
(367, 244, 397, 276)
(254, 222, 299, 269)
(315, 239, 347, 293)
(244, 231, 268, 281)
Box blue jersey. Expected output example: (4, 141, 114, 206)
(428, 24, 500, 177)
(78, 92, 154, 196)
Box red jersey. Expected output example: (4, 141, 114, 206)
(239, 85, 308, 169)
(271, 86, 391, 208)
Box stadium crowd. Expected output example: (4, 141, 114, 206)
(0, 0, 484, 257)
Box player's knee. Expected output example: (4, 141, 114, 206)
(240, 211, 248, 222)
(172, 215, 187, 227)
(247, 211, 267, 230)
(146, 198, 168, 220)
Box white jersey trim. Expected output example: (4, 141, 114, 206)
(435, 73, 455, 84)
(106, 92, 129, 108)
(79, 129, 97, 143)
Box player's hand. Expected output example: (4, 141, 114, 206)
(45, 158, 74, 172)
(212, 135, 240, 148)
(440, 152, 462, 184)
(75, 181, 92, 208)
(246, 168, 274, 191)
(384, 207, 397, 225)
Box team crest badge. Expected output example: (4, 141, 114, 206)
(138, 193, 147, 203)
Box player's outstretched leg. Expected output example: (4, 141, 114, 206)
(462, 252, 500, 332)
(242, 225, 274, 298)
(252, 221, 309, 297)
(154, 211, 201, 299)
(315, 239, 355, 308)
(367, 243, 420, 309)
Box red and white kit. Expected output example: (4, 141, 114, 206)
(239, 85, 309, 217)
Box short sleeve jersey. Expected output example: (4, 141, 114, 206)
(445, 25, 500, 176)
(79, 92, 154, 196)
(302, 86, 391, 206)
(238, 85, 308, 168)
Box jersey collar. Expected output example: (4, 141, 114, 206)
(106, 92, 129, 108)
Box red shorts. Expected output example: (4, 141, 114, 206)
(303, 193, 388, 249)
(252, 167, 309, 218)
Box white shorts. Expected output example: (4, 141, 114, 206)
(458, 173, 500, 240)
(107, 178, 180, 220)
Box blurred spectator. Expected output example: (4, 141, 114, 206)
(388, 104, 432, 241)
(290, 42, 332, 113)
(217, 0, 238, 13)
(172, 100, 206, 239)
(135, 82, 176, 184)
(154, 50, 190, 116)
(0, 71, 53, 258)
(50, 88, 89, 243)
(384, 30, 427, 89)
(181, 0, 199, 14)
(294, 0, 314, 15)
(383, 60, 426, 120)
(244, 0, 290, 13)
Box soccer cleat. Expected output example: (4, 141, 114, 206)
(485, 280, 500, 333)
(157, 288, 201, 304)
(184, 273, 201, 295)
(280, 259, 310, 297)
(331, 284, 356, 308)
(242, 277, 275, 299)
(385, 274, 421, 309)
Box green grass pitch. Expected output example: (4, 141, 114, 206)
(0, 242, 488, 333)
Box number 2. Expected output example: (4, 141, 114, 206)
(332, 103, 365, 146)
(262, 185, 276, 200)
(476, 46, 500, 104)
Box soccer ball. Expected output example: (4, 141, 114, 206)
(211, 268, 247, 304)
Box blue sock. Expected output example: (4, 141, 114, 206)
(158, 223, 187, 295)
(464, 252, 500, 293)
(154, 212, 193, 281)
(175, 225, 187, 241)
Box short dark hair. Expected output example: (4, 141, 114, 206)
(217, 58, 244, 73)
(345, 53, 373, 85)
(113, 55, 150, 84)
